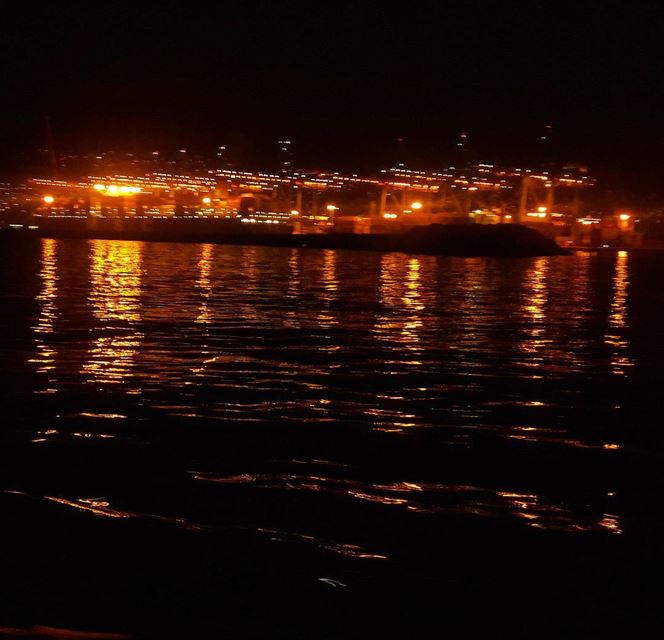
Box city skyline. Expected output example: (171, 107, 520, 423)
(1, 2, 663, 198)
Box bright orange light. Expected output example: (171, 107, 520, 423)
(410, 201, 423, 210)
(537, 206, 547, 213)
(290, 209, 300, 215)
(619, 213, 631, 221)
(202, 197, 211, 204)
(326, 204, 337, 212)
(43, 195, 54, 204)
(383, 212, 397, 219)
(504, 215, 513, 220)
(101, 185, 140, 197)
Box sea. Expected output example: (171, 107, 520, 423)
(1, 237, 663, 638)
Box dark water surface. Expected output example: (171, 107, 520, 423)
(2, 238, 664, 637)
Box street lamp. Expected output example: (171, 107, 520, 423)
(43, 195, 54, 204)
(326, 204, 338, 221)
(618, 212, 632, 231)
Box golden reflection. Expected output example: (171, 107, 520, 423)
(82, 240, 143, 385)
(497, 491, 622, 534)
(524, 257, 547, 325)
(519, 257, 550, 364)
(605, 251, 633, 376)
(317, 249, 338, 328)
(30, 239, 59, 378)
(195, 472, 621, 534)
(322, 249, 338, 294)
(521, 255, 591, 374)
(45, 496, 134, 518)
(190, 244, 215, 381)
(374, 254, 425, 356)
(195, 243, 214, 325)
(609, 251, 629, 330)
(401, 258, 424, 349)
(599, 513, 622, 534)
(284, 249, 302, 329)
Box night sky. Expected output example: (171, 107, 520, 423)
(1, 1, 663, 196)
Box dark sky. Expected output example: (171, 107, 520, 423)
(1, 1, 663, 195)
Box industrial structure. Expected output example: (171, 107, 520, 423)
(0, 152, 646, 247)
(26, 161, 593, 224)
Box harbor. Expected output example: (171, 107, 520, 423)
(0, 157, 652, 252)
(2, 3, 663, 637)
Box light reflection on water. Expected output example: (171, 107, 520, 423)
(606, 250, 633, 376)
(82, 240, 144, 385)
(22, 239, 649, 540)
(520, 256, 549, 365)
(195, 243, 214, 326)
(317, 249, 338, 330)
(401, 257, 424, 353)
(30, 238, 59, 378)
(376, 253, 420, 356)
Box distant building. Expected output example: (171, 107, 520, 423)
(278, 139, 294, 177)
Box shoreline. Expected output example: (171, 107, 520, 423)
(571, 245, 664, 253)
(0, 222, 568, 258)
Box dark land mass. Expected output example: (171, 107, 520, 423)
(2, 223, 567, 257)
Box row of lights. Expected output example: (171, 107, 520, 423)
(38, 194, 634, 227)
(93, 184, 142, 196)
(383, 201, 423, 219)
